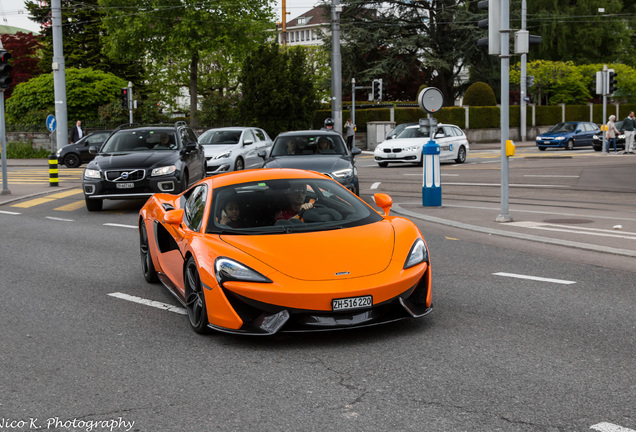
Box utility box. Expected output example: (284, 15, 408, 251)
(366, 121, 395, 151)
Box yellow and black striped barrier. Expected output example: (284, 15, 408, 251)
(49, 154, 59, 187)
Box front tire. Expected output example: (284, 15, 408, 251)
(378, 162, 388, 168)
(234, 157, 245, 171)
(63, 153, 81, 168)
(184, 257, 210, 334)
(139, 221, 159, 283)
(538, 146, 547, 151)
(455, 145, 467, 163)
(566, 139, 574, 150)
(85, 197, 103, 211)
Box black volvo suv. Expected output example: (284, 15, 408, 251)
(82, 122, 206, 211)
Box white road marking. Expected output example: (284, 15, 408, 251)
(590, 422, 636, 432)
(523, 174, 579, 178)
(370, 182, 381, 189)
(493, 272, 576, 285)
(508, 221, 636, 240)
(404, 173, 459, 176)
(45, 216, 74, 222)
(104, 223, 137, 229)
(108, 292, 187, 315)
(444, 182, 568, 188)
(0, 210, 21, 215)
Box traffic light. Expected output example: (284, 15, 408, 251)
(0, 49, 12, 89)
(526, 75, 535, 88)
(372, 79, 383, 101)
(608, 70, 618, 95)
(121, 88, 128, 109)
(477, 0, 500, 56)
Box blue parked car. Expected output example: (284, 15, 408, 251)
(535, 121, 600, 151)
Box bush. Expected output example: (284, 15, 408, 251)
(463, 82, 497, 106)
(4, 141, 50, 159)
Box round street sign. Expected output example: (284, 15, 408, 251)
(46, 114, 56, 132)
(418, 87, 444, 114)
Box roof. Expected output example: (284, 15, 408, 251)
(278, 5, 329, 29)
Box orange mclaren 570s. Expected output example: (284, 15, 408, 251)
(138, 168, 432, 335)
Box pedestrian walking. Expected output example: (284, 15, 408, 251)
(344, 117, 355, 150)
(69, 120, 83, 144)
(606, 115, 620, 154)
(622, 111, 635, 154)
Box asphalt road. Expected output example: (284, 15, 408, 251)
(0, 147, 635, 432)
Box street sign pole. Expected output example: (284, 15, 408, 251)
(1, 89, 10, 195)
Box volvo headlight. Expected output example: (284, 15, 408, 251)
(331, 168, 353, 178)
(215, 258, 272, 284)
(84, 168, 101, 179)
(404, 238, 428, 269)
(151, 165, 176, 176)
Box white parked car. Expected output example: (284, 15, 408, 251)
(374, 124, 469, 167)
(199, 127, 273, 174)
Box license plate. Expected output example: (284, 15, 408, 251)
(332, 295, 372, 311)
(388, 153, 397, 158)
(116, 182, 134, 189)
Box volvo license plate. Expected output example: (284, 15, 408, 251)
(332, 295, 372, 311)
(116, 183, 134, 189)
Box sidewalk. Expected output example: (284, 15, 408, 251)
(0, 158, 79, 206)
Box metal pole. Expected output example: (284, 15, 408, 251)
(520, 0, 526, 143)
(496, 0, 512, 222)
(351, 78, 356, 149)
(0, 90, 10, 195)
(330, 0, 343, 134)
(51, 0, 68, 152)
(602, 65, 608, 153)
(128, 81, 133, 124)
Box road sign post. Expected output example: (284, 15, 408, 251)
(418, 87, 444, 207)
(46, 114, 59, 187)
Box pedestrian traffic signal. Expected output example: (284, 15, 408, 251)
(0, 49, 12, 89)
(477, 0, 500, 56)
(121, 88, 128, 109)
(372, 79, 383, 101)
(608, 70, 618, 95)
(526, 75, 535, 87)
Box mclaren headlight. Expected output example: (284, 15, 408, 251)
(84, 168, 101, 179)
(151, 165, 177, 176)
(404, 238, 429, 269)
(214, 257, 272, 284)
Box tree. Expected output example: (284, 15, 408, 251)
(0, 32, 42, 98)
(6, 68, 127, 125)
(338, 0, 479, 105)
(238, 44, 318, 137)
(529, 0, 633, 65)
(24, 0, 145, 87)
(99, 0, 275, 127)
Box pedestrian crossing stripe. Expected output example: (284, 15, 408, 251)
(54, 200, 85, 211)
(11, 188, 83, 209)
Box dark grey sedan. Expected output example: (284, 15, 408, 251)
(258, 131, 361, 195)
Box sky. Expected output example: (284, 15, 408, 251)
(0, 0, 321, 34)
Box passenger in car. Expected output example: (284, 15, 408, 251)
(316, 137, 335, 154)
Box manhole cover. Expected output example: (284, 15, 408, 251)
(543, 219, 593, 224)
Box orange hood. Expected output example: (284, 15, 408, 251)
(221, 222, 395, 281)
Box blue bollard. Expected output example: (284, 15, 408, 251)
(422, 139, 441, 206)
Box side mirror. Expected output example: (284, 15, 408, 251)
(575, 129, 582, 134)
(257, 149, 268, 160)
(89, 145, 99, 154)
(351, 147, 362, 156)
(164, 208, 184, 225)
(243, 139, 254, 146)
(185, 142, 198, 152)
(373, 193, 393, 216)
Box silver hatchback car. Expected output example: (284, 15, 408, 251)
(199, 127, 273, 174)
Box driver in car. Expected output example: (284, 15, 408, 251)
(274, 185, 314, 221)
